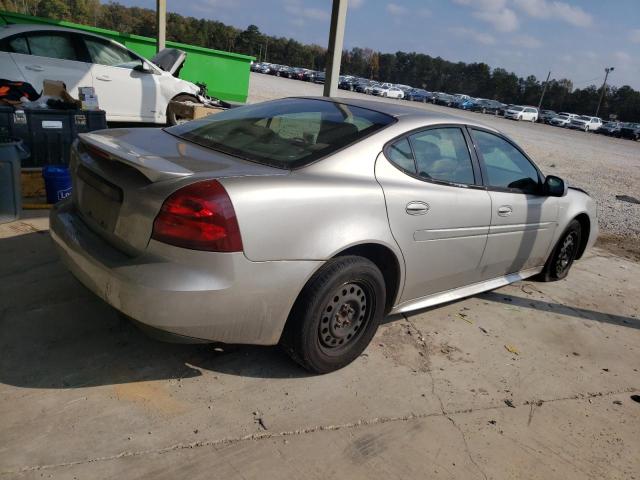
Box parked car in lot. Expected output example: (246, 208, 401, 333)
(0, 24, 202, 124)
(620, 122, 640, 140)
(354, 80, 377, 94)
(302, 70, 319, 82)
(372, 85, 404, 98)
(313, 71, 326, 84)
(405, 88, 433, 102)
(338, 76, 359, 91)
(432, 92, 455, 106)
(538, 110, 557, 124)
(549, 113, 578, 127)
(504, 106, 539, 122)
(568, 116, 602, 132)
(51, 97, 597, 373)
(469, 99, 505, 115)
(457, 98, 480, 110)
(597, 121, 624, 137)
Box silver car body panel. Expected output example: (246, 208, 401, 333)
(50, 97, 598, 345)
(51, 201, 322, 344)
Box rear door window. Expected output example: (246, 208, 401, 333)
(24, 32, 78, 61)
(409, 128, 475, 184)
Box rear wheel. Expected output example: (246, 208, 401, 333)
(167, 94, 198, 126)
(281, 256, 385, 373)
(536, 219, 582, 282)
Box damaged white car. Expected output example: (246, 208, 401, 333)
(0, 24, 202, 124)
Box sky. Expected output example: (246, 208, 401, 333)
(117, 0, 640, 89)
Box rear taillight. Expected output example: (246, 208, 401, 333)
(151, 180, 243, 252)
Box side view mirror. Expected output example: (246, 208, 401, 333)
(133, 62, 154, 74)
(544, 175, 567, 197)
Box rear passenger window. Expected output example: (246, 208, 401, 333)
(6, 36, 29, 54)
(25, 33, 77, 61)
(409, 128, 475, 184)
(386, 138, 415, 172)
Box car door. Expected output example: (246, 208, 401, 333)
(79, 34, 161, 122)
(470, 128, 558, 278)
(375, 126, 492, 302)
(5, 31, 92, 98)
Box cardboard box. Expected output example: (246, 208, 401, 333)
(168, 101, 226, 121)
(42, 79, 81, 108)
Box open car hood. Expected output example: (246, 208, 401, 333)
(150, 48, 186, 76)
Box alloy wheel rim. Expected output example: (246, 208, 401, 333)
(555, 232, 577, 276)
(318, 282, 372, 354)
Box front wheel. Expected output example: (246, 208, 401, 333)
(536, 220, 582, 282)
(167, 94, 197, 126)
(281, 256, 386, 373)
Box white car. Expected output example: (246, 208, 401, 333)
(504, 105, 539, 122)
(372, 86, 404, 99)
(568, 115, 602, 132)
(0, 24, 201, 124)
(549, 112, 579, 127)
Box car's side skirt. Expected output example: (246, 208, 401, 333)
(390, 266, 543, 315)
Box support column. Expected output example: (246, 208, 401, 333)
(323, 0, 348, 97)
(156, 0, 166, 53)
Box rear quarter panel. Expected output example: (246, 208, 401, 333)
(219, 139, 403, 264)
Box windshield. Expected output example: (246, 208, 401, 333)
(510, 106, 524, 111)
(577, 116, 591, 121)
(166, 98, 395, 169)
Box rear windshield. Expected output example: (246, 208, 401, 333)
(166, 98, 395, 169)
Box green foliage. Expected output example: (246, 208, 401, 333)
(2, 0, 639, 121)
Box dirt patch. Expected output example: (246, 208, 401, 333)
(596, 234, 640, 263)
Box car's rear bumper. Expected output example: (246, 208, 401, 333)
(50, 200, 322, 345)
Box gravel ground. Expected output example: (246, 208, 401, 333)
(248, 73, 640, 245)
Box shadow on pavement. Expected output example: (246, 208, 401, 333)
(0, 230, 309, 390)
(479, 291, 639, 330)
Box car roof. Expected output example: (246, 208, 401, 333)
(295, 96, 499, 132)
(0, 24, 88, 36)
(0, 23, 130, 47)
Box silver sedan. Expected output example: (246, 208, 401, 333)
(50, 97, 598, 373)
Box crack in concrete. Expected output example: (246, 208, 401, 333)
(2, 386, 635, 476)
(403, 314, 488, 480)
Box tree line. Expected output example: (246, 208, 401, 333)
(2, 0, 639, 121)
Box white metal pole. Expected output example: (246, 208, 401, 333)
(323, 0, 348, 97)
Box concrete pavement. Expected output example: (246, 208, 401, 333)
(0, 213, 638, 479)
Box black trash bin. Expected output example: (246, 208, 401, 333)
(0, 138, 29, 224)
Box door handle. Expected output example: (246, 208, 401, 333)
(96, 75, 111, 81)
(406, 201, 430, 215)
(25, 65, 44, 71)
(497, 206, 513, 216)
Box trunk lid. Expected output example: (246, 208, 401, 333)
(73, 128, 286, 254)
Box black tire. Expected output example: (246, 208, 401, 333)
(536, 219, 582, 282)
(167, 94, 199, 126)
(281, 256, 386, 374)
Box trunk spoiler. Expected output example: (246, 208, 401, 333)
(78, 132, 193, 183)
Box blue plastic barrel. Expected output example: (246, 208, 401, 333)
(42, 165, 72, 204)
